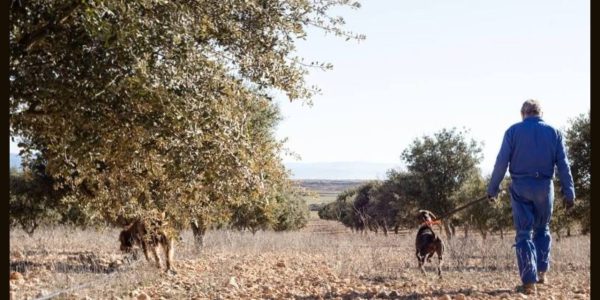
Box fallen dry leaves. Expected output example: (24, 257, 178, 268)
(9, 221, 589, 300)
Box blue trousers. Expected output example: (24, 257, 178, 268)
(510, 178, 554, 284)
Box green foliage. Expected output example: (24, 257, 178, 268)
(318, 186, 361, 231)
(9, 157, 100, 235)
(10, 0, 363, 229)
(229, 202, 274, 234)
(272, 189, 310, 231)
(456, 173, 511, 239)
(10, 169, 60, 235)
(228, 184, 309, 233)
(318, 177, 416, 234)
(401, 128, 483, 216)
(564, 111, 591, 233)
(401, 128, 483, 238)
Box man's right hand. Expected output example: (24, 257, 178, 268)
(563, 198, 575, 210)
(488, 190, 506, 203)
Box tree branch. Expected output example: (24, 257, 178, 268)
(17, 1, 83, 54)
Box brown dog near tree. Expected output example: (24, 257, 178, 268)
(119, 217, 176, 273)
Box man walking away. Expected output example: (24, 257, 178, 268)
(487, 99, 576, 295)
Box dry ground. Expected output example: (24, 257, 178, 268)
(10, 219, 589, 300)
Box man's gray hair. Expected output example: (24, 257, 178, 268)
(521, 99, 542, 116)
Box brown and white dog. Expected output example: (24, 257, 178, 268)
(119, 217, 176, 273)
(415, 210, 444, 278)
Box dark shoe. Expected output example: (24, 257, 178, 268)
(522, 283, 537, 295)
(516, 283, 537, 295)
(537, 271, 547, 284)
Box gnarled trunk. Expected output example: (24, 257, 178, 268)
(191, 219, 208, 248)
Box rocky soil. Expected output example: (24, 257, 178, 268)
(10, 220, 590, 300)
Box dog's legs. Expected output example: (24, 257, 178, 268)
(416, 251, 426, 275)
(426, 252, 434, 263)
(435, 240, 444, 278)
(416, 251, 422, 270)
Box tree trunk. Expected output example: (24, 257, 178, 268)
(480, 228, 487, 240)
(443, 222, 453, 240)
(394, 225, 400, 234)
(464, 224, 469, 238)
(191, 219, 207, 248)
(450, 223, 456, 236)
(382, 220, 388, 236)
(567, 227, 571, 237)
(500, 228, 504, 240)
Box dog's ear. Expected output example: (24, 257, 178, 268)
(426, 210, 437, 220)
(430, 211, 437, 219)
(418, 210, 436, 220)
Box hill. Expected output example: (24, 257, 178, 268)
(294, 179, 369, 194)
(284, 161, 401, 180)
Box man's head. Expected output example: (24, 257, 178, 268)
(521, 99, 543, 119)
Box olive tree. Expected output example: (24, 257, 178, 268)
(456, 173, 511, 239)
(10, 0, 364, 229)
(401, 128, 483, 239)
(564, 111, 590, 234)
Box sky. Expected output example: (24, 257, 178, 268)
(10, 0, 590, 178)
(274, 0, 590, 175)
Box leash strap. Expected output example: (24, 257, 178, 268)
(434, 191, 505, 222)
(421, 220, 442, 226)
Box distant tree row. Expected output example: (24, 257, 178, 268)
(320, 113, 590, 239)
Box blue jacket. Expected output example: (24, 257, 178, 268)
(487, 116, 575, 201)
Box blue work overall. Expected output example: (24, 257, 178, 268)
(488, 116, 575, 285)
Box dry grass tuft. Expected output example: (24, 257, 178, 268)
(10, 220, 590, 299)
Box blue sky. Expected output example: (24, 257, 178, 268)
(274, 0, 590, 175)
(10, 0, 589, 178)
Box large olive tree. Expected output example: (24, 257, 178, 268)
(10, 1, 363, 229)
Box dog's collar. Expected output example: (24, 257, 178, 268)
(421, 220, 441, 226)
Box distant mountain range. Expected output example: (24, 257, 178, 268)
(284, 161, 402, 180)
(9, 154, 400, 180)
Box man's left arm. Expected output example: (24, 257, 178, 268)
(556, 131, 576, 202)
(487, 129, 512, 198)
